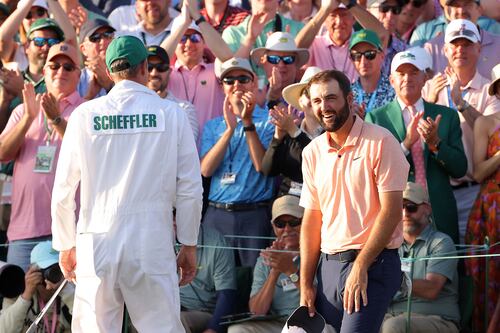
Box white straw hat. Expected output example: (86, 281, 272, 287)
(250, 32, 309, 68)
(488, 63, 500, 96)
(282, 67, 322, 110)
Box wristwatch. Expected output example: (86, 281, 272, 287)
(51, 116, 62, 126)
(243, 124, 256, 132)
(194, 16, 206, 25)
(456, 100, 470, 113)
(289, 270, 299, 283)
(346, 0, 357, 9)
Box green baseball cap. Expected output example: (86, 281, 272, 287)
(106, 35, 149, 73)
(349, 29, 382, 51)
(27, 18, 64, 40)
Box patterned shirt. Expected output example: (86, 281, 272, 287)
(384, 35, 408, 76)
(351, 74, 395, 113)
(200, 5, 250, 33)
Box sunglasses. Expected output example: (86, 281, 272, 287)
(31, 37, 61, 47)
(88, 30, 114, 43)
(376, 4, 402, 14)
(273, 218, 301, 229)
(180, 34, 203, 44)
(26, 7, 47, 20)
(222, 75, 252, 85)
(148, 63, 170, 72)
(266, 55, 296, 65)
(350, 50, 379, 62)
(403, 203, 419, 213)
(47, 62, 77, 72)
(409, 0, 427, 8)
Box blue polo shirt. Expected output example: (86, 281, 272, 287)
(200, 106, 275, 203)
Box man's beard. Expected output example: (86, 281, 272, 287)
(318, 102, 350, 132)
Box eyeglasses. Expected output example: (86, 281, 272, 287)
(403, 203, 419, 213)
(47, 62, 77, 72)
(273, 218, 302, 228)
(31, 37, 61, 47)
(26, 7, 47, 20)
(180, 34, 203, 44)
(409, 0, 427, 8)
(222, 75, 252, 85)
(350, 50, 379, 62)
(266, 55, 296, 65)
(88, 30, 114, 43)
(374, 4, 402, 14)
(148, 63, 170, 72)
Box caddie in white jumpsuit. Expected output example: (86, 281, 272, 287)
(50, 36, 203, 333)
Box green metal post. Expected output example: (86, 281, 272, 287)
(405, 248, 415, 333)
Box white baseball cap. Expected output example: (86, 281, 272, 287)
(391, 50, 426, 74)
(170, 16, 202, 36)
(215, 57, 255, 80)
(18, 0, 48, 10)
(250, 32, 310, 68)
(405, 46, 433, 71)
(445, 19, 481, 44)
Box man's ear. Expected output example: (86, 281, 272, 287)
(105, 67, 113, 82)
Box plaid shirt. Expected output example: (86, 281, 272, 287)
(200, 5, 250, 33)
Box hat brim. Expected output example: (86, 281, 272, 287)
(250, 48, 310, 68)
(218, 66, 256, 80)
(488, 77, 500, 96)
(83, 24, 115, 41)
(282, 82, 308, 111)
(36, 258, 58, 269)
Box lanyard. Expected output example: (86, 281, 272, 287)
(328, 43, 349, 74)
(140, 30, 169, 45)
(446, 86, 468, 111)
(356, 79, 380, 113)
(38, 298, 58, 333)
(43, 114, 54, 146)
(212, 6, 230, 33)
(227, 125, 245, 172)
(180, 69, 200, 104)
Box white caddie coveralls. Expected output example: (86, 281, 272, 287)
(51, 79, 203, 333)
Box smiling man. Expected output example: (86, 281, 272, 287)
(299, 69, 409, 333)
(0, 43, 84, 271)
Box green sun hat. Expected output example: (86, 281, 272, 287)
(27, 18, 64, 40)
(349, 29, 383, 51)
(105, 35, 149, 72)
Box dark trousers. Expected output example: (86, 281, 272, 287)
(316, 249, 402, 333)
(202, 206, 271, 267)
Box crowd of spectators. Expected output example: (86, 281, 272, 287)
(0, 0, 498, 332)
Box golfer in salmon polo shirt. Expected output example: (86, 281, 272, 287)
(298, 70, 409, 333)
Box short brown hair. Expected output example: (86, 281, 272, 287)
(306, 70, 351, 100)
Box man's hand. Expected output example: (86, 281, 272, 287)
(426, 73, 447, 103)
(85, 57, 114, 91)
(267, 67, 283, 101)
(68, 5, 88, 34)
(241, 91, 256, 125)
(352, 103, 366, 120)
(186, 0, 201, 20)
(22, 83, 41, 121)
(260, 239, 297, 275)
(269, 104, 299, 137)
(59, 247, 77, 283)
(343, 262, 368, 314)
(41, 92, 60, 122)
(417, 114, 442, 148)
(223, 96, 237, 131)
(445, 67, 464, 108)
(1, 68, 24, 98)
(300, 284, 317, 317)
(321, 0, 340, 11)
(246, 11, 269, 42)
(403, 110, 424, 150)
(177, 245, 197, 286)
(21, 265, 43, 301)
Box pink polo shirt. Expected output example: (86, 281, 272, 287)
(422, 71, 500, 182)
(307, 34, 358, 83)
(1, 91, 84, 241)
(300, 116, 409, 253)
(168, 62, 225, 139)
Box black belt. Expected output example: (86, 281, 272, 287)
(322, 250, 359, 263)
(322, 248, 398, 263)
(451, 181, 478, 190)
(208, 201, 270, 212)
